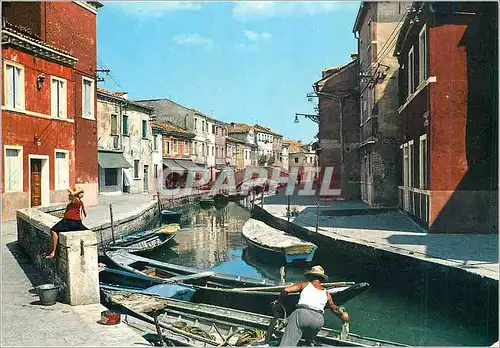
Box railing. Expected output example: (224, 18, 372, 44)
(398, 186, 430, 224)
(360, 116, 378, 143)
(111, 135, 121, 150)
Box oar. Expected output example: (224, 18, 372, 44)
(160, 271, 215, 284)
(231, 281, 355, 292)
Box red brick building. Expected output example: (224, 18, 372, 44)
(395, 2, 498, 233)
(2, 1, 102, 220)
(314, 59, 360, 199)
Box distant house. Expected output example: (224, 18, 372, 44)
(227, 123, 258, 167)
(97, 88, 155, 195)
(1, 1, 102, 220)
(283, 140, 317, 184)
(151, 121, 198, 188)
(394, 2, 498, 233)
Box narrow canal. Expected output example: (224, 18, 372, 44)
(145, 201, 497, 346)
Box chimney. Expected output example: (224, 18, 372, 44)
(231, 122, 235, 127)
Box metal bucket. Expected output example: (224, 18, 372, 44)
(37, 284, 59, 306)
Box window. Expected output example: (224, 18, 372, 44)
(51, 77, 67, 118)
(153, 135, 158, 151)
(294, 157, 299, 164)
(419, 135, 428, 189)
(202, 120, 205, 132)
(194, 118, 198, 130)
(212, 146, 214, 156)
(173, 139, 178, 154)
(202, 143, 205, 156)
(418, 25, 428, 85)
(122, 115, 129, 135)
(212, 125, 215, 134)
(184, 140, 189, 155)
(166, 139, 170, 154)
(4, 146, 22, 192)
(54, 150, 69, 190)
(4, 63, 24, 109)
(142, 120, 147, 138)
(134, 160, 140, 179)
(111, 114, 118, 135)
(193, 141, 197, 155)
(104, 168, 117, 186)
(408, 46, 415, 96)
(82, 77, 94, 119)
(154, 164, 158, 179)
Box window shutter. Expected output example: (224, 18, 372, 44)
(60, 81, 67, 118)
(14, 67, 21, 108)
(5, 65, 13, 107)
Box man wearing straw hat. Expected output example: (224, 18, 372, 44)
(45, 187, 89, 259)
(279, 265, 349, 346)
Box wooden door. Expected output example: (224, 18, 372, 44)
(31, 159, 42, 206)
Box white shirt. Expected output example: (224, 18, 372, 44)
(297, 282, 328, 312)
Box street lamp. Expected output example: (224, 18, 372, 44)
(294, 113, 319, 124)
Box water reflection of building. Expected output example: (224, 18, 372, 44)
(173, 203, 249, 268)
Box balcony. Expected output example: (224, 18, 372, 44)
(398, 186, 430, 225)
(360, 116, 378, 144)
(109, 135, 122, 151)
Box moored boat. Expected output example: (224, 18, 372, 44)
(199, 198, 215, 209)
(242, 218, 317, 263)
(104, 251, 369, 315)
(108, 224, 180, 253)
(103, 289, 406, 347)
(161, 210, 182, 223)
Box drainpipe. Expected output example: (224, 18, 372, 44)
(313, 83, 357, 193)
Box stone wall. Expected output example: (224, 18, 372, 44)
(17, 209, 99, 305)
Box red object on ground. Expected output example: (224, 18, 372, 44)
(100, 310, 121, 325)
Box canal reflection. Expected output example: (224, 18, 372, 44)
(145, 201, 497, 346)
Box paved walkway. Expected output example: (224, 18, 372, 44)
(262, 193, 499, 281)
(1, 194, 168, 347)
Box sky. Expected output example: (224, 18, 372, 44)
(97, 1, 361, 143)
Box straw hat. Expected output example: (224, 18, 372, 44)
(304, 265, 328, 281)
(67, 187, 84, 197)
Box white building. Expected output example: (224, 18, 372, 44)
(253, 124, 282, 166)
(97, 88, 154, 195)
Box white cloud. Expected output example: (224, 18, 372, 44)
(232, 1, 353, 20)
(114, 2, 202, 17)
(244, 30, 272, 41)
(173, 34, 214, 50)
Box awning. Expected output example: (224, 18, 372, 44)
(98, 151, 132, 169)
(163, 159, 185, 172)
(174, 159, 203, 170)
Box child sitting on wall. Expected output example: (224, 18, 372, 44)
(45, 187, 89, 259)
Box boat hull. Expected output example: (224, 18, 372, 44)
(244, 235, 317, 264)
(161, 210, 182, 223)
(102, 289, 406, 347)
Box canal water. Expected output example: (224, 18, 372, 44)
(146, 201, 497, 346)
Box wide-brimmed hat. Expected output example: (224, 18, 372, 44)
(304, 265, 328, 281)
(67, 187, 84, 196)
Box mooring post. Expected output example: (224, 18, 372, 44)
(109, 204, 116, 245)
(280, 266, 286, 285)
(315, 203, 320, 233)
(153, 311, 165, 346)
(157, 190, 162, 212)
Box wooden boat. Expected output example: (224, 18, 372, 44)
(102, 289, 406, 347)
(199, 198, 215, 209)
(104, 251, 369, 315)
(105, 250, 274, 288)
(161, 210, 182, 223)
(108, 224, 180, 253)
(242, 218, 317, 263)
